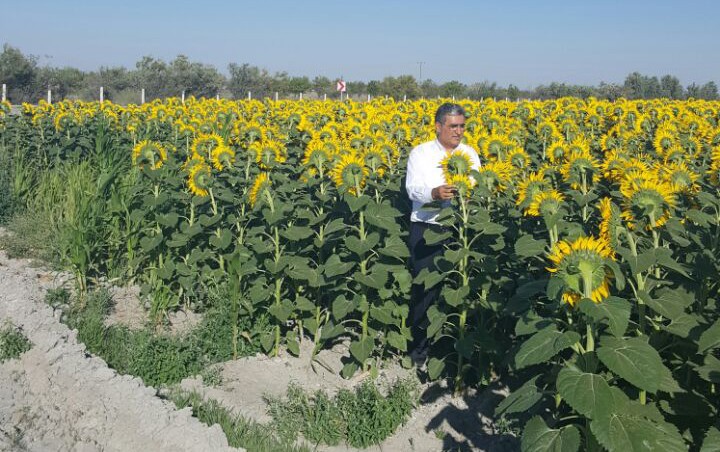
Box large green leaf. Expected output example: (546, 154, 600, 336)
(578, 297, 631, 337)
(280, 225, 314, 241)
(638, 286, 692, 321)
(515, 234, 547, 258)
(386, 331, 407, 352)
(413, 267, 444, 291)
(696, 354, 720, 383)
(515, 313, 554, 336)
(423, 228, 452, 245)
(332, 295, 356, 321)
(662, 314, 700, 338)
(506, 279, 548, 313)
(590, 412, 686, 452)
(557, 365, 615, 420)
(349, 337, 374, 364)
(597, 336, 678, 394)
(323, 254, 355, 278)
(427, 357, 445, 380)
(344, 232, 380, 255)
(355, 267, 389, 290)
(698, 319, 720, 354)
(521, 416, 580, 452)
(441, 285, 470, 307)
(378, 235, 410, 259)
(515, 327, 580, 370)
(364, 202, 402, 232)
(495, 376, 543, 416)
(700, 427, 720, 452)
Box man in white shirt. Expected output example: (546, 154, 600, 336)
(405, 103, 481, 359)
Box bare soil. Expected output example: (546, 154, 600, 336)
(0, 237, 517, 451)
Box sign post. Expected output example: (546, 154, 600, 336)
(336, 79, 346, 101)
(1, 84, 6, 102)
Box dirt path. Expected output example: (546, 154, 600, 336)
(0, 250, 239, 452)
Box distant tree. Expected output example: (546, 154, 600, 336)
(623, 72, 661, 99)
(168, 55, 224, 99)
(377, 75, 421, 99)
(36, 66, 84, 100)
(440, 80, 466, 98)
(0, 44, 39, 102)
(660, 75, 684, 99)
(507, 84, 520, 100)
(134, 56, 170, 99)
(597, 82, 624, 101)
(288, 76, 312, 95)
(467, 81, 499, 100)
(227, 63, 274, 99)
(700, 81, 719, 100)
(367, 80, 380, 96)
(312, 76, 333, 97)
(420, 79, 439, 98)
(347, 81, 367, 97)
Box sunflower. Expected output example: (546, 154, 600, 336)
(210, 144, 235, 171)
(475, 160, 514, 193)
(507, 147, 531, 171)
(440, 150, 473, 182)
(362, 147, 388, 178)
(254, 141, 287, 170)
(656, 161, 699, 194)
(191, 133, 224, 160)
(515, 171, 552, 208)
(620, 177, 677, 230)
(329, 152, 368, 196)
(132, 140, 167, 170)
(708, 146, 720, 186)
(249, 172, 271, 208)
(187, 162, 212, 197)
(447, 173, 475, 197)
(547, 141, 567, 163)
(547, 235, 615, 306)
(525, 189, 564, 217)
(653, 126, 677, 156)
(598, 197, 622, 253)
(560, 150, 600, 190)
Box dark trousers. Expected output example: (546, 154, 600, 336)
(408, 221, 446, 349)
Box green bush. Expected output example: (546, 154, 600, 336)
(0, 322, 32, 362)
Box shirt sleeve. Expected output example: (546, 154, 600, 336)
(405, 146, 434, 204)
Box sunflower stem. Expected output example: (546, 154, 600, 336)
(585, 323, 595, 353)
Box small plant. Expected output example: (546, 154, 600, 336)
(167, 389, 311, 452)
(200, 365, 224, 387)
(0, 321, 32, 362)
(44, 287, 72, 310)
(266, 378, 418, 448)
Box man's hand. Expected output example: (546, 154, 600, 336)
(431, 184, 457, 201)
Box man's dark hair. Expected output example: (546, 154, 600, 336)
(434, 103, 466, 124)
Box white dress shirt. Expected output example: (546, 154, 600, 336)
(405, 139, 482, 224)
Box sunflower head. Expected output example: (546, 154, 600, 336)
(363, 148, 388, 178)
(132, 140, 168, 170)
(560, 150, 600, 190)
(211, 144, 235, 171)
(598, 197, 622, 253)
(620, 176, 677, 230)
(447, 173, 475, 198)
(547, 236, 615, 306)
(187, 162, 212, 197)
(440, 150, 473, 182)
(475, 160, 514, 194)
(249, 172, 271, 208)
(525, 189, 564, 217)
(707, 146, 720, 186)
(330, 152, 369, 196)
(515, 172, 551, 208)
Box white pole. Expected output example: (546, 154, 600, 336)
(47, 88, 52, 104)
(299, 92, 303, 100)
(452, 95, 455, 101)
(1, 84, 6, 102)
(247, 91, 251, 100)
(367, 94, 370, 102)
(141, 88, 145, 104)
(323, 93, 327, 101)
(100, 86, 104, 104)
(275, 92, 279, 101)
(181, 90, 185, 104)
(403, 94, 407, 102)
(216, 94, 220, 101)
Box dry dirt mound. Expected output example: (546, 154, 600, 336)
(0, 250, 240, 452)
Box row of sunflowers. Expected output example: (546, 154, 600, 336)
(3, 96, 720, 451)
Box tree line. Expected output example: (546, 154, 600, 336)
(1, 44, 717, 104)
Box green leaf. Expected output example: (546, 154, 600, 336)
(332, 295, 356, 321)
(686, 209, 714, 228)
(441, 285, 470, 307)
(515, 234, 547, 258)
(378, 235, 410, 259)
(386, 331, 407, 352)
(696, 354, 720, 383)
(423, 228, 451, 245)
(341, 362, 359, 379)
(521, 416, 580, 452)
(638, 286, 692, 320)
(655, 248, 691, 278)
(662, 314, 701, 338)
(700, 427, 720, 452)
(515, 327, 580, 370)
(590, 412, 686, 452)
(286, 331, 300, 356)
(578, 296, 631, 337)
(557, 365, 615, 420)
(515, 313, 554, 336)
(698, 319, 720, 354)
(323, 254, 355, 278)
(427, 357, 445, 380)
(260, 332, 274, 353)
(506, 279, 548, 313)
(597, 336, 678, 394)
(349, 337, 374, 364)
(268, 302, 293, 323)
(495, 376, 543, 416)
(413, 267, 444, 291)
(209, 228, 232, 250)
(294, 296, 315, 312)
(364, 202, 402, 232)
(344, 232, 380, 255)
(156, 212, 178, 228)
(370, 304, 395, 325)
(280, 225, 314, 241)
(355, 266, 389, 290)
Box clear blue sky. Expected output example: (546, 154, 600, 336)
(2, 0, 718, 88)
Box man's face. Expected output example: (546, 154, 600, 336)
(435, 114, 466, 150)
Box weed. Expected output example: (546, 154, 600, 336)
(167, 389, 311, 452)
(200, 365, 224, 387)
(44, 287, 72, 310)
(0, 321, 32, 362)
(266, 378, 419, 448)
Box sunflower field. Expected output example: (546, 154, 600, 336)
(2, 95, 720, 451)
